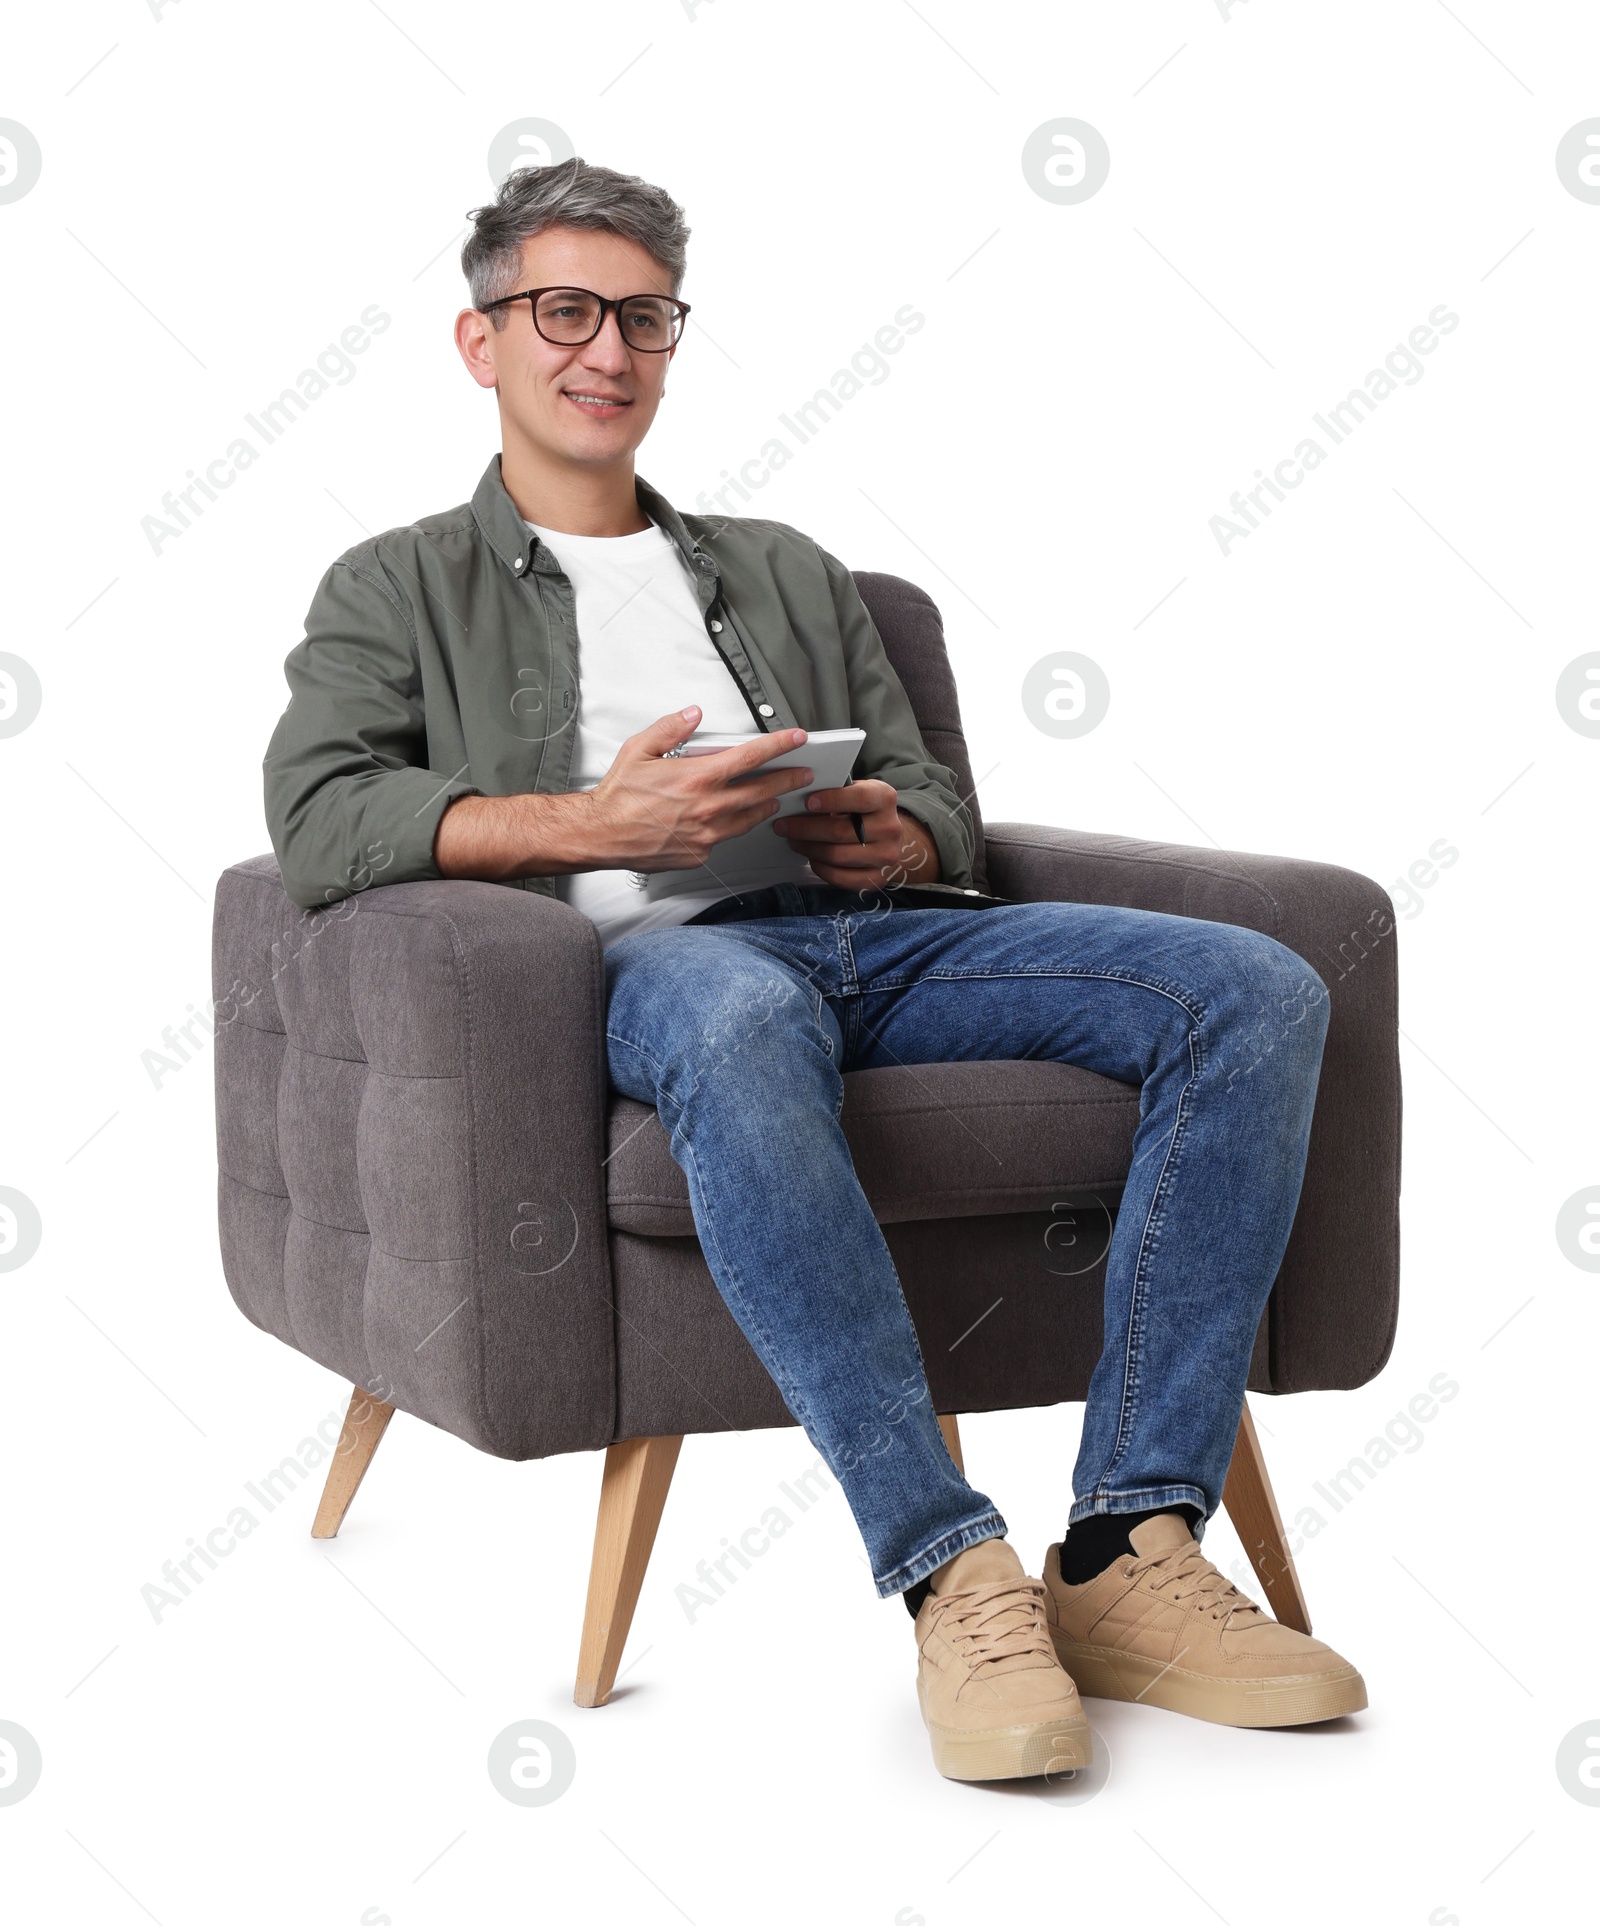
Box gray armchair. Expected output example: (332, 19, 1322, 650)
(213, 571, 1401, 1705)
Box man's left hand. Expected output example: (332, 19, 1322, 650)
(771, 778, 941, 889)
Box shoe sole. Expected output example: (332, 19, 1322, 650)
(917, 1679, 1093, 1781)
(1049, 1632, 1367, 1728)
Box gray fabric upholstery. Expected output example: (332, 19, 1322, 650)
(213, 858, 617, 1459)
(214, 572, 1400, 1463)
(854, 571, 987, 893)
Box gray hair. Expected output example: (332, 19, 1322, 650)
(461, 156, 691, 328)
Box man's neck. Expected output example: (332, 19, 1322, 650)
(499, 439, 651, 537)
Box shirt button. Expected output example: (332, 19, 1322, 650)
(757, 703, 775, 717)
(709, 619, 723, 633)
(513, 557, 524, 571)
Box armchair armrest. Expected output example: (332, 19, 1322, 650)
(212, 858, 616, 1459)
(985, 824, 1401, 1393)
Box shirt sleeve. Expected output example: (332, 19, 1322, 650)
(811, 542, 977, 891)
(263, 557, 481, 908)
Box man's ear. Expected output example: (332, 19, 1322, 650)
(455, 308, 500, 393)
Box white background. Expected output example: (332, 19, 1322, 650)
(2, 1, 1595, 1920)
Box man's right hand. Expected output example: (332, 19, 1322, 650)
(583, 705, 815, 871)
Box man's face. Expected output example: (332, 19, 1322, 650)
(463, 224, 678, 470)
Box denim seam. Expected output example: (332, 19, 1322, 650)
(1101, 1024, 1216, 1486)
(1096, 1022, 1205, 1500)
(604, 1028, 668, 1079)
(811, 983, 833, 1056)
(836, 913, 861, 996)
(1066, 1483, 1210, 1530)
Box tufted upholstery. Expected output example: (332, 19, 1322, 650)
(213, 859, 617, 1460)
(215, 572, 1401, 1463)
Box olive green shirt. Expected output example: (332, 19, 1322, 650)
(263, 453, 978, 910)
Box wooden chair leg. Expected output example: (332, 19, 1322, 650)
(937, 1412, 965, 1476)
(1222, 1398, 1312, 1634)
(574, 1435, 684, 1709)
(311, 1387, 395, 1540)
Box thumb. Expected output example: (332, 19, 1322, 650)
(641, 704, 701, 755)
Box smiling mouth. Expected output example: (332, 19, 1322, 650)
(564, 391, 631, 412)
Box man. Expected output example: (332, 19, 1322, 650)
(264, 156, 1366, 1782)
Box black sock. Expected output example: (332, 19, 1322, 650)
(1056, 1504, 1202, 1586)
(904, 1504, 1203, 1614)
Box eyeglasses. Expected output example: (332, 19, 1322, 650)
(480, 285, 691, 351)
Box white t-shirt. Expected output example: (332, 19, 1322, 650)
(525, 514, 824, 947)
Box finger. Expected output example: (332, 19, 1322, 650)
(799, 786, 849, 814)
(700, 726, 810, 777)
(773, 814, 860, 846)
(803, 780, 895, 814)
(778, 826, 888, 870)
(794, 807, 902, 846)
(632, 704, 704, 757)
(726, 793, 789, 836)
(726, 764, 814, 805)
(805, 844, 887, 879)
(773, 764, 819, 794)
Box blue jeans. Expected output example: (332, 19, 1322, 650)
(603, 882, 1330, 1600)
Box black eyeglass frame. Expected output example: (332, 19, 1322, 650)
(479, 285, 691, 351)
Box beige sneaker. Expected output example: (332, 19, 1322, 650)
(914, 1537, 1092, 1780)
(1041, 1514, 1366, 1728)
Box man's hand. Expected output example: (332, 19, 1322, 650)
(585, 707, 818, 870)
(772, 778, 942, 889)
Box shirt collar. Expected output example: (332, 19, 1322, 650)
(470, 451, 715, 583)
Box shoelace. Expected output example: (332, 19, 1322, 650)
(927, 1575, 1056, 1675)
(1129, 1542, 1266, 1629)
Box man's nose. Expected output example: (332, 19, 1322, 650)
(583, 310, 634, 365)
